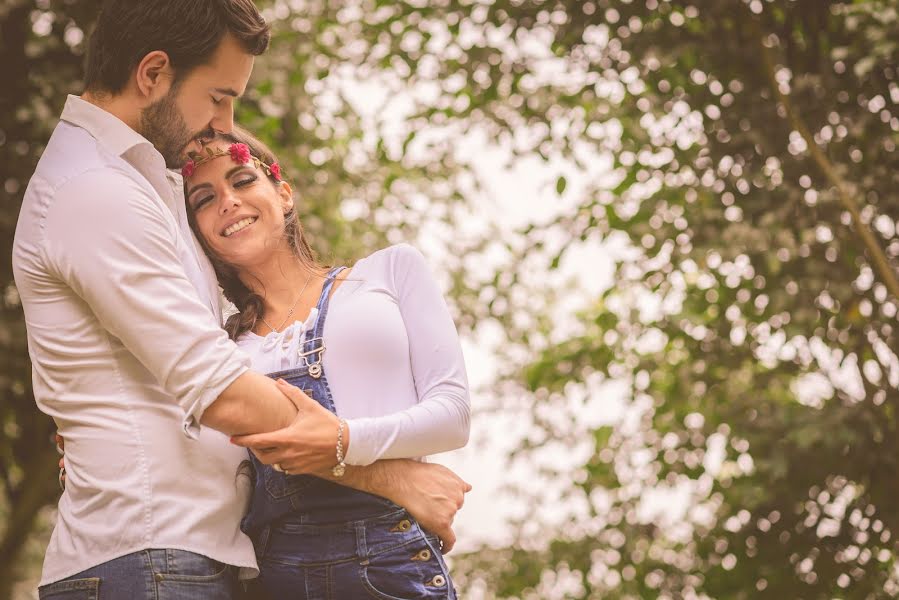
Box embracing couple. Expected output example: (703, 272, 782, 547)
(12, 1, 472, 599)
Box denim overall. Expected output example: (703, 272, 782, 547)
(240, 267, 456, 600)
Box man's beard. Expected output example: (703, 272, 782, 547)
(139, 88, 211, 169)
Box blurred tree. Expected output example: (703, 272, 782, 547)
(7, 0, 899, 598)
(357, 0, 899, 597)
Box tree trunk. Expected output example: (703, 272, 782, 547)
(0, 435, 59, 599)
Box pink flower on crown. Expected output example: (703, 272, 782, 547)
(181, 160, 195, 179)
(229, 143, 251, 164)
(269, 162, 282, 181)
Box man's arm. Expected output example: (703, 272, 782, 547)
(230, 380, 472, 551)
(317, 459, 471, 553)
(58, 434, 471, 551)
(202, 371, 299, 435)
(45, 169, 295, 436)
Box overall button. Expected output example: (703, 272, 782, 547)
(390, 519, 412, 533)
(412, 549, 431, 561)
(426, 575, 446, 587)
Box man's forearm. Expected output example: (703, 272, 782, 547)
(201, 371, 297, 435)
(316, 459, 406, 502)
(315, 458, 470, 551)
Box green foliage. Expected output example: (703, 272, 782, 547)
(5, 0, 899, 598)
(397, 0, 899, 597)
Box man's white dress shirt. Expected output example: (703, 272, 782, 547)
(13, 96, 256, 586)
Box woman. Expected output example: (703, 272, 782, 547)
(181, 126, 470, 599)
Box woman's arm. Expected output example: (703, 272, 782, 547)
(231, 244, 471, 470)
(342, 243, 471, 465)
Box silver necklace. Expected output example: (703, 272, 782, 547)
(260, 271, 314, 333)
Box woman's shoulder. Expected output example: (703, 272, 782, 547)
(334, 244, 431, 298)
(361, 242, 422, 264)
(352, 243, 425, 276)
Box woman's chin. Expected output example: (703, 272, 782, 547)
(212, 231, 286, 270)
(217, 247, 273, 271)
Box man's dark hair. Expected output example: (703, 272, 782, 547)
(84, 0, 270, 94)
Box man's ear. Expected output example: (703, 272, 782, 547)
(135, 50, 174, 101)
(279, 180, 295, 214)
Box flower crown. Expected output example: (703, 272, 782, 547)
(181, 142, 282, 182)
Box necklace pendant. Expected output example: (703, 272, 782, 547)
(308, 363, 323, 379)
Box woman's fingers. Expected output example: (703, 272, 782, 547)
(249, 450, 317, 475)
(249, 446, 321, 473)
(274, 379, 318, 411)
(230, 430, 284, 450)
(250, 447, 291, 465)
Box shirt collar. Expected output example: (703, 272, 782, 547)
(59, 94, 156, 158)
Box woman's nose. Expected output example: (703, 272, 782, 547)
(218, 190, 241, 214)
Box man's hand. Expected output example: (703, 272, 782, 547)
(55, 433, 66, 488)
(321, 459, 471, 553)
(230, 379, 344, 475)
(236, 382, 474, 552)
(380, 460, 471, 553)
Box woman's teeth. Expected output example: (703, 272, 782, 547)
(223, 217, 257, 237)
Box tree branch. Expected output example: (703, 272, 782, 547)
(755, 24, 899, 305)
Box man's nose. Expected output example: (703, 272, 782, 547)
(211, 102, 234, 135)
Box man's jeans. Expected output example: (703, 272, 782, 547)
(37, 548, 238, 600)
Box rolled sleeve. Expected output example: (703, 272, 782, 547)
(43, 168, 249, 437)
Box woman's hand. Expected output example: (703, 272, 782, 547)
(230, 379, 348, 476)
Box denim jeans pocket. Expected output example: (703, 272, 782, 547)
(153, 550, 230, 580)
(154, 564, 233, 600)
(359, 534, 453, 600)
(38, 577, 100, 600)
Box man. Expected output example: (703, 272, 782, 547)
(13, 1, 470, 598)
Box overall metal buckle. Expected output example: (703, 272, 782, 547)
(298, 337, 325, 378)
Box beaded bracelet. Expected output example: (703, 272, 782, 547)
(332, 419, 347, 478)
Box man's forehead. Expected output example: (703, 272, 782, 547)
(202, 34, 254, 97)
(189, 61, 251, 98)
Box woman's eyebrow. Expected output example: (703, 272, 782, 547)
(186, 166, 253, 198)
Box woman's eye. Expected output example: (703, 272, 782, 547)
(192, 195, 213, 210)
(234, 176, 257, 188)
(211, 96, 222, 105)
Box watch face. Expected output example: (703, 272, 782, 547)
(331, 463, 346, 478)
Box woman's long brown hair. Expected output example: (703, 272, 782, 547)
(185, 125, 322, 340)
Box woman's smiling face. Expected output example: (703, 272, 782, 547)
(185, 141, 293, 268)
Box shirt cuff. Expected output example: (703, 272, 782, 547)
(343, 417, 382, 466)
(180, 360, 251, 439)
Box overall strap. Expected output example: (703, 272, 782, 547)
(303, 266, 347, 345)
